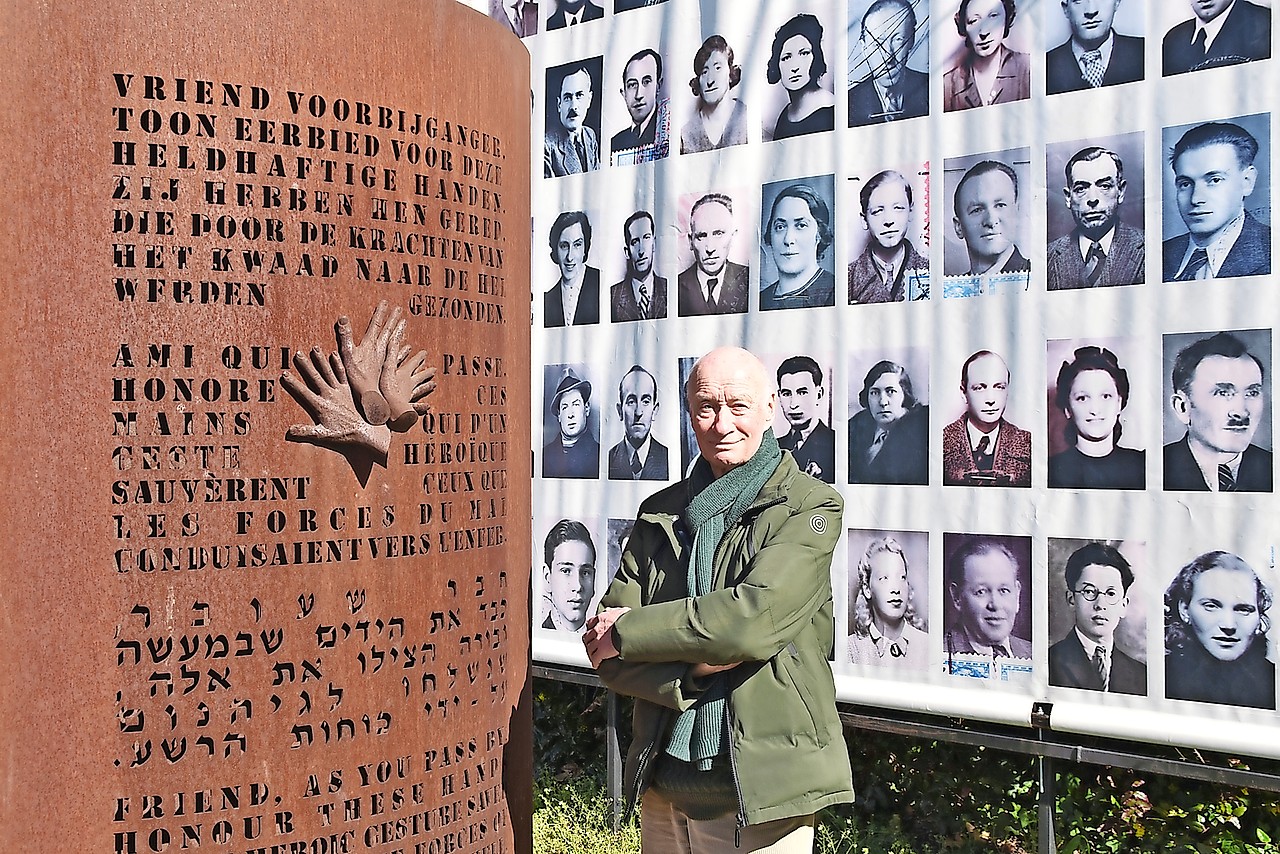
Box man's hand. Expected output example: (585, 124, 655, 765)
(336, 300, 400, 425)
(382, 323, 439, 432)
(583, 607, 630, 668)
(282, 347, 391, 458)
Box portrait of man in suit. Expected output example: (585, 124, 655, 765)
(1163, 121, 1270, 282)
(611, 49, 669, 163)
(543, 369, 601, 479)
(611, 210, 667, 322)
(1163, 0, 1270, 76)
(544, 61, 601, 178)
(490, 0, 537, 37)
(943, 350, 1032, 487)
(848, 170, 930, 303)
(1047, 145, 1145, 290)
(677, 192, 749, 316)
(1164, 331, 1273, 492)
(544, 211, 601, 327)
(848, 0, 929, 127)
(776, 355, 836, 483)
(951, 159, 1031, 277)
(1049, 542, 1147, 694)
(541, 519, 596, 632)
(945, 535, 1033, 666)
(1046, 0, 1143, 94)
(547, 0, 604, 30)
(849, 360, 929, 485)
(607, 365, 669, 480)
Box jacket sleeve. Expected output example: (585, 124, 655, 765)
(613, 482, 843, 665)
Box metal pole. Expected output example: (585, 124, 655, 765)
(607, 690, 622, 832)
(1033, 703, 1057, 854)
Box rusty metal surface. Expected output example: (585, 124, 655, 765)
(0, 1, 531, 851)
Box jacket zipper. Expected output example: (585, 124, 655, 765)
(725, 696, 747, 847)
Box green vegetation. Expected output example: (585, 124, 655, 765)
(534, 678, 1280, 853)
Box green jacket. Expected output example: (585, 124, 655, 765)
(597, 453, 854, 826)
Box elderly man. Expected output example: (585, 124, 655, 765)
(544, 62, 601, 177)
(611, 49, 669, 161)
(611, 210, 668, 321)
(544, 211, 601, 327)
(1163, 0, 1270, 76)
(607, 365, 669, 480)
(1046, 0, 1143, 94)
(543, 370, 600, 478)
(677, 193, 749, 316)
(1049, 542, 1146, 694)
(848, 0, 928, 126)
(945, 536, 1032, 666)
(541, 520, 596, 632)
(1047, 146, 1145, 290)
(584, 346, 853, 852)
(1164, 331, 1272, 492)
(1162, 122, 1270, 282)
(848, 360, 929, 485)
(942, 350, 1031, 487)
(776, 355, 836, 483)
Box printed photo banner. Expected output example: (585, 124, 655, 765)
(513, 0, 1280, 758)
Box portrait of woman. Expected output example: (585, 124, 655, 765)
(849, 537, 929, 668)
(766, 13, 836, 141)
(680, 35, 749, 154)
(1048, 346, 1145, 490)
(942, 0, 1030, 112)
(760, 182, 836, 310)
(1164, 550, 1276, 710)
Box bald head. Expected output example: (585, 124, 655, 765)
(686, 347, 776, 477)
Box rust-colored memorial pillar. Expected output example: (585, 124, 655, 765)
(0, 2, 532, 851)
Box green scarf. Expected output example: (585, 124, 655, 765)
(666, 429, 782, 770)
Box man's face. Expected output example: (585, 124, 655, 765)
(953, 168, 1018, 268)
(556, 388, 588, 441)
(622, 54, 660, 126)
(687, 351, 776, 477)
(1174, 142, 1256, 242)
(1181, 567, 1262, 662)
(617, 370, 657, 444)
(951, 548, 1021, 647)
(544, 539, 595, 629)
(962, 0, 1008, 58)
(864, 179, 912, 252)
(1067, 563, 1129, 644)
(963, 354, 1010, 428)
(867, 550, 909, 624)
(698, 49, 731, 107)
(1065, 368, 1122, 442)
(1190, 0, 1234, 23)
(624, 217, 654, 278)
(778, 370, 822, 431)
(1062, 0, 1120, 48)
(557, 69, 593, 133)
(1173, 354, 1264, 457)
(778, 34, 816, 92)
(862, 4, 914, 87)
(689, 201, 736, 277)
(768, 195, 821, 277)
(869, 371, 908, 426)
(1065, 155, 1125, 238)
(555, 221, 586, 281)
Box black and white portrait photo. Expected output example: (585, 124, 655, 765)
(681, 34, 751, 154)
(1048, 539, 1148, 695)
(542, 364, 601, 479)
(544, 57, 603, 177)
(847, 530, 930, 669)
(943, 150, 1032, 297)
(606, 364, 670, 481)
(1046, 134, 1146, 291)
(544, 210, 601, 327)
(610, 208, 668, 322)
(538, 517, 599, 633)
(1161, 116, 1271, 283)
(847, 167, 931, 303)
(770, 353, 836, 483)
(763, 11, 837, 141)
(847, 0, 929, 126)
(1047, 339, 1146, 490)
(942, 0, 1031, 112)
(490, 0, 538, 38)
(943, 533, 1034, 681)
(546, 0, 604, 30)
(759, 176, 837, 311)
(1162, 329, 1273, 493)
(610, 47, 671, 166)
(1161, 0, 1271, 77)
(1045, 0, 1144, 94)
(847, 349, 930, 485)
(676, 190, 752, 317)
(942, 349, 1032, 487)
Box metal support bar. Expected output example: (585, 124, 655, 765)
(607, 690, 622, 832)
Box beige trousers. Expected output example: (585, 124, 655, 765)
(641, 788, 815, 853)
